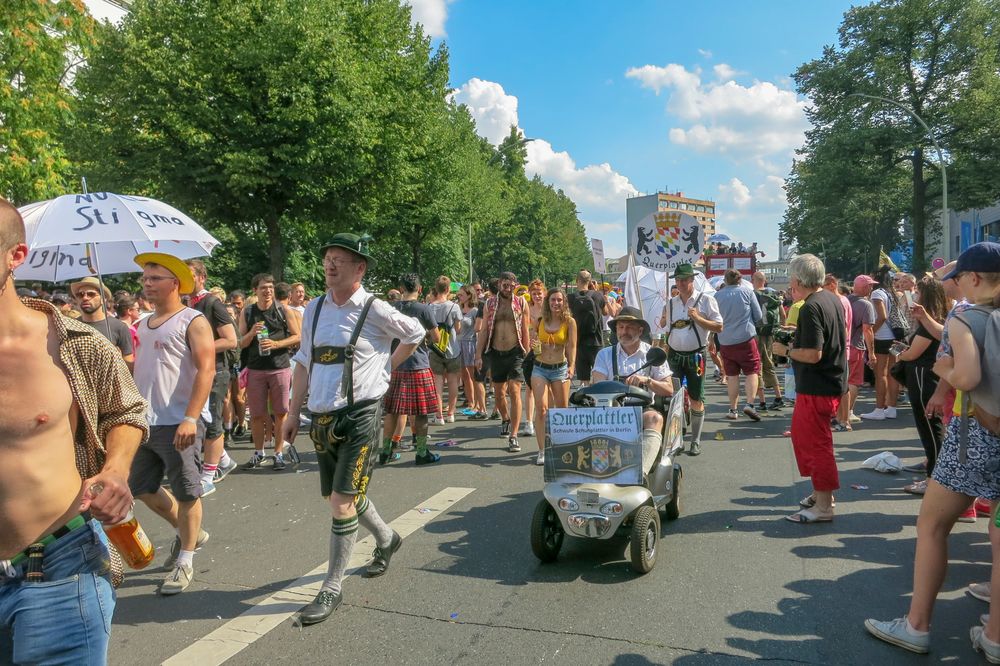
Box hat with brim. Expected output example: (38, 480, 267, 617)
(319, 233, 374, 265)
(672, 263, 696, 279)
(941, 242, 1000, 282)
(609, 306, 651, 339)
(133, 252, 195, 294)
(70, 276, 113, 303)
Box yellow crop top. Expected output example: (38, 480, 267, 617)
(538, 320, 568, 346)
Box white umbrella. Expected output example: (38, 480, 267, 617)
(15, 192, 219, 282)
(623, 262, 715, 336)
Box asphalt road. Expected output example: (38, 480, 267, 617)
(108, 379, 995, 665)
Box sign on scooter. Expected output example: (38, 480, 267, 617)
(544, 406, 642, 484)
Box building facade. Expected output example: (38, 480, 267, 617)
(650, 191, 717, 238)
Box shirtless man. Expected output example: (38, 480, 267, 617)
(0, 198, 147, 664)
(476, 271, 530, 453)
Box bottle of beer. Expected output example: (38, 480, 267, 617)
(103, 508, 156, 570)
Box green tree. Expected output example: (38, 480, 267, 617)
(1, 0, 96, 204)
(784, 0, 1000, 274)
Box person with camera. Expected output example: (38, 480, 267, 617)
(657, 263, 722, 456)
(773, 254, 846, 524)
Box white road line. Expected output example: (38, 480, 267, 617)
(162, 486, 476, 666)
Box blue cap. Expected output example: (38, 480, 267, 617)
(941, 242, 1000, 281)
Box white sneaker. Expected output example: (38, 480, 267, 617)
(446, 414, 455, 423)
(160, 563, 194, 595)
(535, 451, 545, 465)
(848, 412, 862, 424)
(885, 406, 898, 419)
(861, 408, 886, 421)
(726, 409, 739, 420)
(523, 421, 535, 436)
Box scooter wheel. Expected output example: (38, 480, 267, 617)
(630, 505, 659, 574)
(530, 499, 564, 563)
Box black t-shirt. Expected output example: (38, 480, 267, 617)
(906, 323, 940, 369)
(82, 317, 133, 357)
(191, 293, 234, 368)
(569, 290, 605, 348)
(793, 289, 847, 396)
(244, 302, 291, 370)
(393, 300, 436, 371)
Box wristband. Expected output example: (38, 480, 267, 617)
(182, 416, 198, 425)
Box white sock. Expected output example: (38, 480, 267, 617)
(905, 617, 928, 636)
(220, 451, 232, 467)
(175, 549, 194, 568)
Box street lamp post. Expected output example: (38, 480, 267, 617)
(849, 93, 948, 266)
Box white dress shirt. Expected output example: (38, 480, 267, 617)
(665, 291, 722, 352)
(592, 341, 672, 382)
(292, 287, 425, 412)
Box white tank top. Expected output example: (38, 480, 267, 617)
(135, 307, 211, 426)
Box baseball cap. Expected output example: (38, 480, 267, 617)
(941, 242, 1000, 281)
(853, 275, 877, 291)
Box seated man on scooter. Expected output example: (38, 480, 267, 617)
(590, 307, 674, 475)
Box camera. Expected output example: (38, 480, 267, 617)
(773, 328, 795, 346)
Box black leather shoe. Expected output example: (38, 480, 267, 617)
(364, 531, 402, 578)
(298, 590, 342, 625)
(688, 442, 701, 457)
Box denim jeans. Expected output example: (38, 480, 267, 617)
(0, 520, 115, 665)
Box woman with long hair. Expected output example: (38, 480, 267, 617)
(898, 276, 950, 495)
(861, 266, 903, 420)
(865, 246, 1000, 658)
(530, 288, 577, 465)
(457, 285, 486, 418)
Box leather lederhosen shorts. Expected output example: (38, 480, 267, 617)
(309, 398, 382, 499)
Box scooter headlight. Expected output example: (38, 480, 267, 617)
(558, 498, 579, 511)
(600, 501, 623, 516)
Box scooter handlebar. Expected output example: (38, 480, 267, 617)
(569, 381, 654, 407)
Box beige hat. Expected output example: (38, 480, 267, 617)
(70, 276, 112, 303)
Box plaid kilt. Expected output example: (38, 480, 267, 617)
(383, 368, 438, 415)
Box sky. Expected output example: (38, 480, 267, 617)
(414, 0, 859, 261)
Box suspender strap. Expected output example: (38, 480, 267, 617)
(308, 294, 377, 409)
(612, 344, 620, 382)
(343, 296, 376, 409)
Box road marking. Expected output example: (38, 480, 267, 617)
(162, 487, 476, 666)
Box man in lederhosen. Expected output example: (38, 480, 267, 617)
(283, 233, 425, 626)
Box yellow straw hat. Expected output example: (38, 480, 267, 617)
(133, 252, 195, 294)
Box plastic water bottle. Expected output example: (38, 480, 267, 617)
(257, 324, 271, 356)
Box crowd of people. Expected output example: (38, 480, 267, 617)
(2, 188, 999, 663)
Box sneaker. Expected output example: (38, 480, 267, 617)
(885, 406, 898, 419)
(500, 420, 511, 436)
(976, 498, 993, 517)
(163, 529, 210, 570)
(243, 452, 265, 469)
(201, 479, 217, 497)
(903, 479, 928, 495)
(427, 415, 439, 426)
(769, 398, 786, 410)
(272, 454, 286, 471)
(214, 457, 238, 483)
(461, 408, 477, 416)
(470, 411, 488, 420)
(757, 402, 769, 413)
(415, 451, 441, 465)
(299, 413, 312, 427)
(970, 582, 992, 603)
(848, 412, 862, 424)
(488, 408, 500, 419)
(726, 409, 739, 420)
(743, 405, 761, 422)
(446, 414, 456, 424)
(688, 442, 701, 456)
(861, 408, 886, 421)
(378, 450, 401, 465)
(160, 563, 194, 595)
(831, 421, 849, 432)
(507, 436, 521, 453)
(285, 443, 301, 465)
(958, 506, 978, 523)
(864, 617, 930, 654)
(233, 424, 246, 438)
(902, 460, 927, 474)
(535, 451, 545, 465)
(523, 421, 535, 436)
(972, 626, 1000, 664)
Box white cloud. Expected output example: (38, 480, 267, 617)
(626, 63, 809, 159)
(697, 48, 713, 59)
(449, 78, 520, 146)
(453, 77, 639, 257)
(405, 0, 451, 38)
(718, 176, 786, 210)
(719, 177, 752, 208)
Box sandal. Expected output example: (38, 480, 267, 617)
(785, 509, 833, 524)
(903, 480, 928, 495)
(799, 495, 837, 509)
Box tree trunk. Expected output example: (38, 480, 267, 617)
(265, 214, 285, 282)
(911, 147, 927, 274)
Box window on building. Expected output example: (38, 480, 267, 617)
(669, 201, 678, 209)
(707, 206, 714, 214)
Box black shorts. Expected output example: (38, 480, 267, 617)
(128, 422, 205, 502)
(205, 367, 230, 439)
(523, 351, 535, 382)
(667, 348, 706, 403)
(309, 399, 382, 498)
(489, 348, 524, 383)
(575, 345, 602, 382)
(874, 338, 894, 355)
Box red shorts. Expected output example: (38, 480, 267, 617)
(720, 338, 761, 377)
(790, 393, 841, 492)
(246, 368, 291, 416)
(848, 350, 866, 387)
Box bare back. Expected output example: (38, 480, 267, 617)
(0, 308, 81, 558)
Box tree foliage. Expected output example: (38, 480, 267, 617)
(1, 0, 96, 205)
(783, 0, 1000, 275)
(66, 0, 592, 292)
